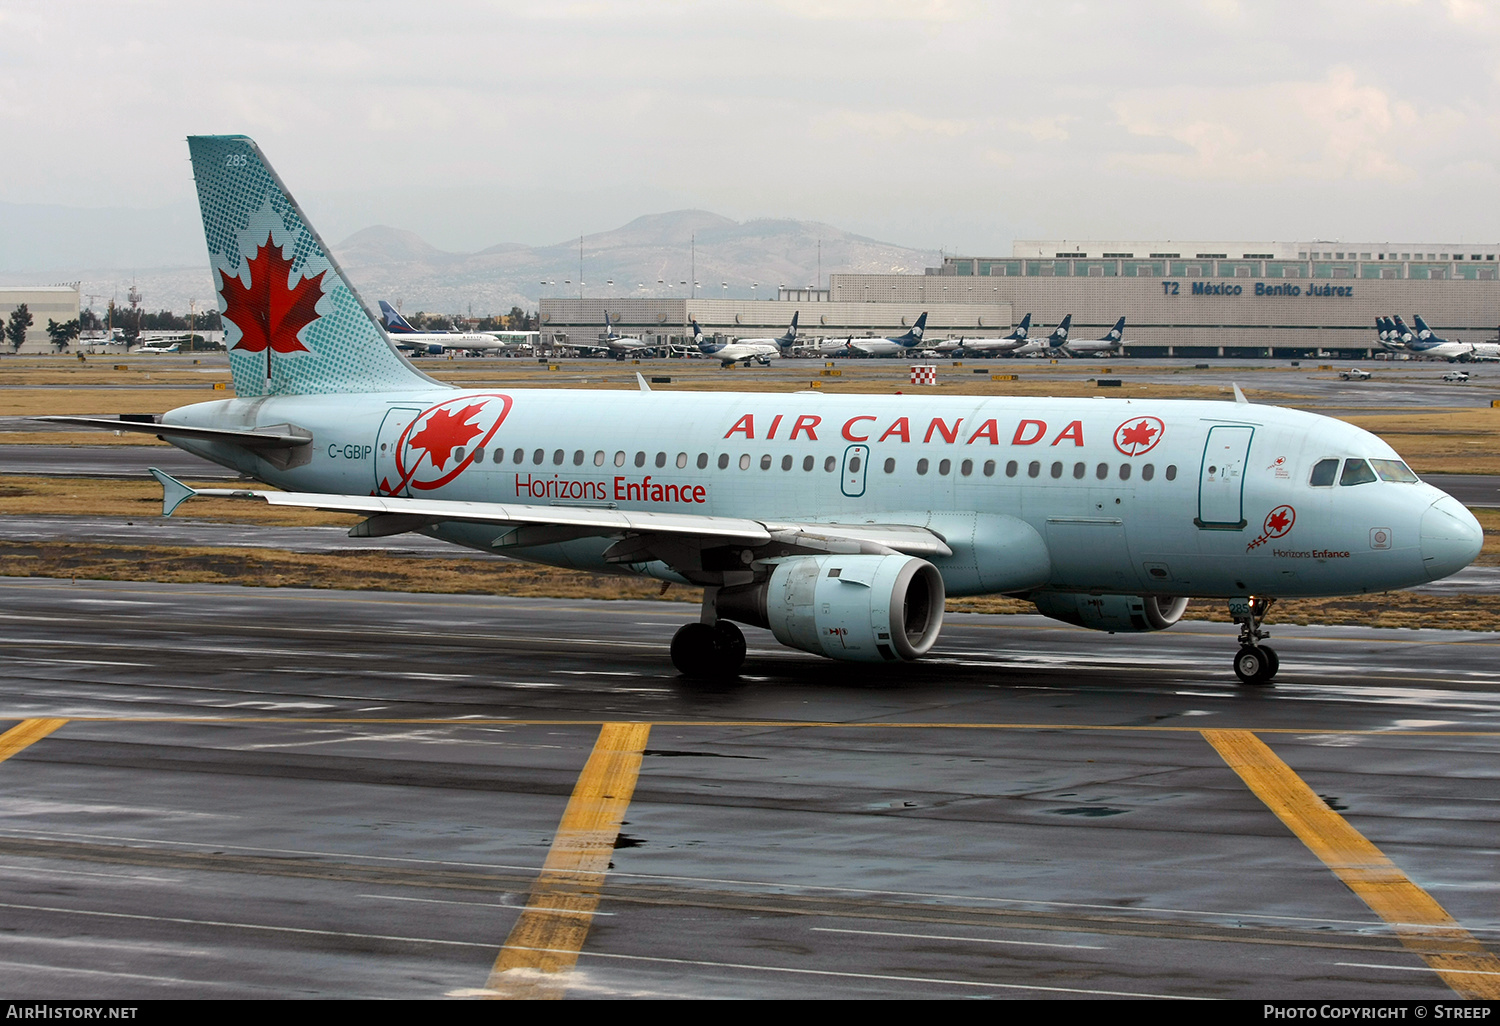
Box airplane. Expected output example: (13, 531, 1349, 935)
(1374, 317, 1405, 353)
(747, 311, 800, 356)
(1468, 329, 1500, 362)
(1059, 316, 1127, 357)
(1011, 315, 1073, 357)
(378, 301, 506, 356)
(956, 314, 1032, 356)
(840, 313, 929, 358)
(46, 135, 1483, 688)
(561, 311, 658, 360)
(1408, 316, 1474, 362)
(691, 318, 778, 367)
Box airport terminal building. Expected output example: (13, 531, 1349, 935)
(0, 287, 80, 352)
(832, 240, 1500, 357)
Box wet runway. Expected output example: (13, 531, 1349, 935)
(1, 578, 1498, 999)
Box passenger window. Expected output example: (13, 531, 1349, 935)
(849, 455, 862, 473)
(1096, 462, 1108, 480)
(1309, 458, 1338, 487)
(573, 450, 584, 466)
(1340, 458, 1377, 486)
(655, 452, 667, 468)
(453, 447, 465, 463)
(1165, 465, 1177, 481)
(677, 452, 688, 469)
(532, 448, 544, 465)
(513, 448, 524, 464)
(938, 459, 951, 475)
(493, 448, 504, 464)
(760, 454, 772, 470)
(697, 453, 708, 470)
(884, 458, 896, 473)
(960, 459, 973, 477)
(718, 453, 729, 469)
(1142, 463, 1154, 481)
(615, 451, 626, 467)
(983, 460, 995, 477)
(635, 451, 646, 467)
(595, 451, 606, 467)
(553, 449, 565, 465)
(1119, 463, 1131, 481)
(917, 458, 929, 475)
(1050, 461, 1063, 479)
(824, 456, 836, 472)
(804, 455, 815, 471)
(1028, 461, 1040, 478)
(739, 454, 751, 470)
(1371, 458, 1419, 483)
(781, 454, 793, 471)
(1006, 460, 1017, 478)
(472, 447, 484, 464)
(1072, 462, 1085, 480)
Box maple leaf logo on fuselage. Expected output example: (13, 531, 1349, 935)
(406, 403, 487, 473)
(220, 233, 326, 377)
(1113, 416, 1165, 456)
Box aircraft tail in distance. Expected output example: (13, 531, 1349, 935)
(187, 135, 429, 397)
(378, 301, 418, 334)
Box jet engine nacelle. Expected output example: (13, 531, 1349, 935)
(717, 553, 945, 663)
(1031, 592, 1189, 633)
(425, 344, 446, 356)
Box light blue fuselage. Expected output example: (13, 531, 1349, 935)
(164, 389, 1480, 600)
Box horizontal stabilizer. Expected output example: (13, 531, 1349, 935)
(149, 468, 198, 517)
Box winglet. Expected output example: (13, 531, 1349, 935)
(1232, 383, 1249, 404)
(636, 372, 651, 392)
(149, 468, 197, 516)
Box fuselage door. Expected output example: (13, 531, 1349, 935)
(375, 406, 423, 496)
(841, 444, 870, 498)
(1196, 424, 1253, 529)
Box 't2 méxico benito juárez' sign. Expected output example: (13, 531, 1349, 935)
(1161, 281, 1354, 298)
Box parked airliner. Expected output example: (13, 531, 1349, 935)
(1059, 316, 1127, 357)
(1012, 315, 1073, 356)
(841, 313, 929, 357)
(957, 314, 1031, 355)
(46, 136, 1483, 686)
(566, 312, 656, 359)
(378, 301, 506, 355)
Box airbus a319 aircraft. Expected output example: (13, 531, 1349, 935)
(48, 136, 1484, 686)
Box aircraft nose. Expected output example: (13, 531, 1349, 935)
(1420, 494, 1483, 581)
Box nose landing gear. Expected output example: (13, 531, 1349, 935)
(1230, 596, 1278, 685)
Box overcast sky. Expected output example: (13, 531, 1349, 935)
(3, 0, 1498, 257)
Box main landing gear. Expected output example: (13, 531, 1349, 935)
(670, 620, 746, 679)
(1230, 596, 1278, 685)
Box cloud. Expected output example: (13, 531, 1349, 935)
(1006, 115, 1075, 142)
(821, 109, 973, 140)
(1108, 66, 1459, 183)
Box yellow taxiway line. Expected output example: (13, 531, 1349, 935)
(1202, 729, 1500, 1000)
(0, 719, 67, 762)
(485, 721, 652, 999)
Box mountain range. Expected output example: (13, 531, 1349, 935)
(0, 209, 942, 317)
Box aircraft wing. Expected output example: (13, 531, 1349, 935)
(149, 469, 953, 562)
(38, 416, 312, 450)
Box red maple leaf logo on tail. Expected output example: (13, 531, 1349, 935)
(406, 403, 487, 472)
(220, 233, 326, 371)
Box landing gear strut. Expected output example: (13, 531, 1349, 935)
(1230, 596, 1278, 685)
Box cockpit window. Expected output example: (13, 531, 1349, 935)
(1370, 458, 1419, 483)
(1340, 458, 1378, 486)
(1309, 458, 1338, 487)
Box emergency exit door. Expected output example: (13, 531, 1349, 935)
(841, 444, 869, 498)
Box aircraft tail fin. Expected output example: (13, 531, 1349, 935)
(1107, 316, 1125, 341)
(1011, 313, 1031, 340)
(378, 301, 417, 334)
(690, 318, 710, 350)
(779, 311, 799, 346)
(186, 136, 431, 397)
(1050, 314, 1072, 344)
(896, 311, 929, 345)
